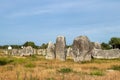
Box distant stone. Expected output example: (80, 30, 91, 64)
(92, 42, 101, 49)
(92, 49, 120, 59)
(66, 47, 73, 57)
(20, 46, 34, 56)
(36, 49, 46, 56)
(46, 42, 55, 59)
(12, 49, 19, 56)
(72, 36, 93, 62)
(55, 36, 66, 61)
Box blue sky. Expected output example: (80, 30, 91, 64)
(0, 0, 120, 45)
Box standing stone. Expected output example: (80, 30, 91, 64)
(46, 42, 55, 59)
(92, 49, 120, 59)
(67, 47, 73, 57)
(36, 49, 46, 56)
(92, 42, 101, 49)
(12, 49, 19, 56)
(55, 36, 66, 61)
(20, 46, 34, 56)
(72, 36, 93, 62)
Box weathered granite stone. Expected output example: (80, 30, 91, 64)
(92, 49, 120, 59)
(93, 42, 101, 49)
(36, 49, 46, 56)
(0, 49, 8, 56)
(20, 46, 34, 56)
(72, 36, 93, 62)
(55, 36, 66, 61)
(66, 47, 73, 57)
(46, 42, 55, 59)
(33, 49, 37, 54)
(12, 49, 19, 56)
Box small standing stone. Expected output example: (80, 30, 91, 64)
(20, 46, 34, 56)
(46, 42, 55, 59)
(55, 36, 66, 61)
(66, 47, 73, 57)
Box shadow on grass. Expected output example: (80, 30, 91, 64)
(0, 57, 14, 65)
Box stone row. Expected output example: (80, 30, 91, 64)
(1, 35, 120, 62)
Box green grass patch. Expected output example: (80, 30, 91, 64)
(109, 65, 120, 71)
(12, 58, 27, 65)
(81, 61, 91, 64)
(90, 70, 105, 76)
(25, 63, 36, 68)
(0, 57, 14, 65)
(27, 55, 38, 61)
(58, 68, 73, 73)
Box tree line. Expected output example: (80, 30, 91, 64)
(0, 37, 120, 50)
(101, 37, 120, 50)
(0, 41, 48, 49)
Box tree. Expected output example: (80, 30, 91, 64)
(23, 41, 36, 48)
(101, 42, 111, 50)
(39, 43, 48, 49)
(0, 45, 9, 49)
(11, 45, 21, 49)
(109, 37, 120, 49)
(66, 44, 72, 48)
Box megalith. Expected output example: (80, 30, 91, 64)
(55, 36, 66, 61)
(46, 42, 55, 59)
(72, 36, 93, 62)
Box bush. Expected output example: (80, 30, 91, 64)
(39, 43, 48, 49)
(109, 37, 120, 49)
(58, 68, 73, 73)
(23, 41, 39, 49)
(101, 42, 111, 50)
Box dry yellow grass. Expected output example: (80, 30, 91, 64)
(0, 55, 120, 80)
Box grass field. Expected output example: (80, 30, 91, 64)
(0, 55, 120, 80)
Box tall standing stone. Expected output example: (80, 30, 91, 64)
(46, 42, 55, 59)
(55, 36, 66, 61)
(72, 36, 93, 62)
